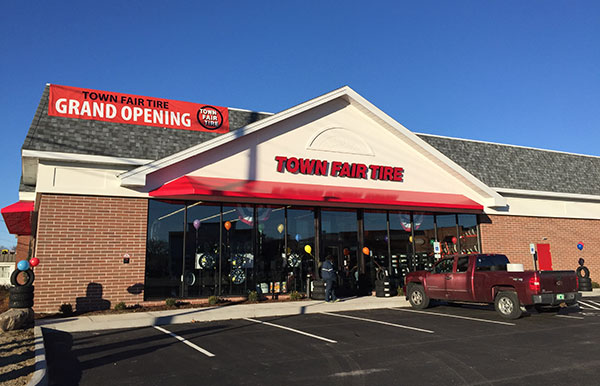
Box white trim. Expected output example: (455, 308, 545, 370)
(117, 86, 506, 208)
(416, 132, 600, 160)
(494, 187, 600, 202)
(228, 106, 274, 115)
(22, 149, 153, 166)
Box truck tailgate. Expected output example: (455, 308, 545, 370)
(539, 270, 578, 293)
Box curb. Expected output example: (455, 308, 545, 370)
(26, 326, 48, 386)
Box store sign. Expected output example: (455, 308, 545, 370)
(48, 84, 229, 133)
(275, 156, 404, 182)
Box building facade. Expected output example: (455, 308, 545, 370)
(3, 84, 599, 313)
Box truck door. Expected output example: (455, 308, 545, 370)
(426, 257, 454, 299)
(445, 256, 471, 301)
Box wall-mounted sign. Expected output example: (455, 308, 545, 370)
(48, 84, 229, 133)
(275, 156, 404, 182)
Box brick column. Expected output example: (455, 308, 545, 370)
(33, 194, 148, 313)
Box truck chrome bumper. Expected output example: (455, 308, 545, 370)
(532, 292, 581, 306)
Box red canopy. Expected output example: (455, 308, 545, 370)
(1, 201, 34, 235)
(150, 176, 483, 211)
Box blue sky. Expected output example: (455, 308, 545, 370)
(1, 1, 599, 247)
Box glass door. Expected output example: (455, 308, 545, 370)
(320, 209, 359, 296)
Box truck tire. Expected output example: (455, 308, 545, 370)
(407, 284, 430, 309)
(9, 285, 34, 295)
(494, 291, 522, 319)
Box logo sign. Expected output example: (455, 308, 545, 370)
(48, 84, 229, 133)
(197, 106, 224, 130)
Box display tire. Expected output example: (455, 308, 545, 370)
(376, 270, 386, 281)
(578, 277, 592, 285)
(407, 284, 430, 309)
(9, 299, 33, 309)
(576, 266, 590, 279)
(494, 291, 522, 319)
(10, 269, 35, 287)
(9, 292, 34, 302)
(578, 284, 592, 291)
(311, 291, 326, 300)
(9, 285, 34, 295)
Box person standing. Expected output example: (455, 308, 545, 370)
(321, 255, 339, 302)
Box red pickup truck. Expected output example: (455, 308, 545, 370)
(404, 254, 581, 319)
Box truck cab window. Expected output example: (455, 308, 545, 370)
(433, 258, 454, 274)
(456, 256, 469, 273)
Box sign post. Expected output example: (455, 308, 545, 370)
(529, 243, 538, 271)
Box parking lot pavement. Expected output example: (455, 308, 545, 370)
(44, 301, 600, 386)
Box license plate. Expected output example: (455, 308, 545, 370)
(556, 294, 565, 300)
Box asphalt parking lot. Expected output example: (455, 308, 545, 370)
(44, 297, 600, 386)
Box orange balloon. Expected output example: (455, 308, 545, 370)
(343, 248, 350, 256)
(362, 247, 370, 255)
(224, 221, 232, 231)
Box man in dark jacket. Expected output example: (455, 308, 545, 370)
(321, 255, 339, 302)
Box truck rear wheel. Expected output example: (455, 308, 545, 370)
(494, 291, 522, 319)
(408, 284, 430, 309)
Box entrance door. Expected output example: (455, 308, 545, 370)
(321, 209, 359, 296)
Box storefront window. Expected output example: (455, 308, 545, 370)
(321, 209, 358, 296)
(412, 213, 435, 271)
(364, 211, 388, 285)
(388, 211, 412, 281)
(145, 200, 185, 300)
(436, 214, 458, 257)
(256, 206, 286, 296)
(185, 202, 221, 297)
(458, 214, 479, 253)
(287, 207, 315, 291)
(222, 205, 255, 296)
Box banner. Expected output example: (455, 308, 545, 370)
(48, 84, 229, 133)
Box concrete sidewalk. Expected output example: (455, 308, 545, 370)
(36, 296, 410, 333)
(36, 288, 600, 333)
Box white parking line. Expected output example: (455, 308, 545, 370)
(321, 312, 434, 334)
(153, 326, 215, 357)
(243, 318, 337, 343)
(556, 315, 585, 320)
(578, 300, 600, 310)
(390, 308, 516, 326)
(587, 300, 600, 307)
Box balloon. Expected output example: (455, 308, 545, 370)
(343, 248, 350, 256)
(295, 234, 301, 242)
(451, 237, 458, 244)
(17, 260, 30, 271)
(224, 221, 232, 231)
(430, 238, 435, 246)
(277, 224, 284, 234)
(384, 235, 389, 242)
(577, 242, 584, 250)
(409, 236, 413, 243)
(29, 257, 40, 267)
(304, 245, 312, 254)
(193, 219, 201, 230)
(258, 223, 265, 233)
(362, 247, 370, 255)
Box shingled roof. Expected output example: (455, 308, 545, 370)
(417, 133, 600, 196)
(21, 85, 600, 197)
(22, 85, 272, 161)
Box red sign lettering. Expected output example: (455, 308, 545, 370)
(275, 156, 403, 182)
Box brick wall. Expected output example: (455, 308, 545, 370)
(480, 214, 600, 282)
(34, 194, 148, 313)
(15, 235, 31, 264)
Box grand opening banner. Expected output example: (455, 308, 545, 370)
(48, 84, 229, 133)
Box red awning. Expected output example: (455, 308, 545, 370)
(150, 176, 483, 211)
(1, 201, 34, 235)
